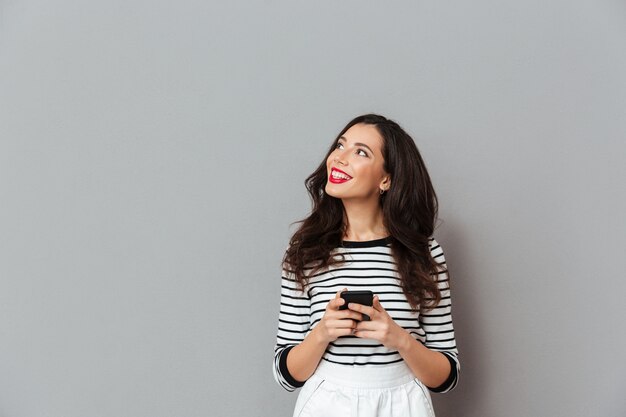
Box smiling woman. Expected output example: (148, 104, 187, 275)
(272, 114, 460, 417)
(326, 123, 390, 196)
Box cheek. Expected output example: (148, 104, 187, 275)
(352, 163, 374, 180)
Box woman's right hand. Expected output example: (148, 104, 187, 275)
(315, 288, 364, 344)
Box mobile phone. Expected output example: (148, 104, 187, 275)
(338, 290, 373, 321)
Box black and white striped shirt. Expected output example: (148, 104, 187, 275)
(272, 236, 460, 393)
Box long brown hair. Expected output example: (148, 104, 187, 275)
(282, 113, 443, 311)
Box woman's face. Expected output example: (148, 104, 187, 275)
(325, 123, 390, 201)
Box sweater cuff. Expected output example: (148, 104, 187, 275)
(426, 352, 458, 393)
(279, 345, 306, 388)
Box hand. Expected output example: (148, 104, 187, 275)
(349, 295, 407, 351)
(315, 288, 364, 344)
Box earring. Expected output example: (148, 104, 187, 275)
(379, 188, 385, 195)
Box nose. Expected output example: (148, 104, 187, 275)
(334, 149, 348, 165)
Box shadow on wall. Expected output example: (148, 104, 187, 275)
(431, 221, 486, 417)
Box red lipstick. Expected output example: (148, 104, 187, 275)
(329, 167, 353, 184)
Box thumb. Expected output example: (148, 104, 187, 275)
(373, 295, 384, 312)
(330, 288, 348, 309)
(335, 288, 348, 298)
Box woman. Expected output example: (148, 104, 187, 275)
(272, 113, 460, 417)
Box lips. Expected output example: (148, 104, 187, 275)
(329, 167, 353, 184)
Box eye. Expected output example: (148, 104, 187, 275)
(335, 142, 369, 157)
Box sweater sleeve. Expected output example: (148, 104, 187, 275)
(419, 238, 461, 393)
(272, 253, 312, 391)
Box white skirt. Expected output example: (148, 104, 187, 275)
(292, 359, 436, 417)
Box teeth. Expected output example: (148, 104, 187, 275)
(332, 171, 351, 180)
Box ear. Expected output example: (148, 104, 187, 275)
(380, 175, 391, 190)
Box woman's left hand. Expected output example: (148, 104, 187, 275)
(348, 295, 408, 351)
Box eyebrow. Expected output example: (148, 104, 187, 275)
(338, 136, 374, 153)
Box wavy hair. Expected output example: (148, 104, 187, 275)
(282, 113, 443, 311)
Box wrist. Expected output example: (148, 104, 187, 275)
(311, 324, 330, 346)
(395, 328, 413, 353)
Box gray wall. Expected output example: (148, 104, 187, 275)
(1, 1, 625, 416)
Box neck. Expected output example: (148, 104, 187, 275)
(341, 197, 388, 241)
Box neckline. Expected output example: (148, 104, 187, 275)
(340, 235, 392, 248)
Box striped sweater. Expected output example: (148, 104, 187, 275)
(272, 236, 460, 393)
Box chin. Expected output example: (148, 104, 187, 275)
(325, 186, 341, 199)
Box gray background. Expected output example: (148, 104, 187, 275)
(1, 1, 625, 416)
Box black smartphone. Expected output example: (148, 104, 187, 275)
(338, 290, 373, 321)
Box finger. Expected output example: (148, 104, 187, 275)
(328, 309, 361, 321)
(335, 288, 348, 298)
(338, 328, 356, 337)
(328, 319, 358, 329)
(353, 329, 375, 339)
(328, 290, 347, 310)
(336, 310, 363, 322)
(348, 302, 376, 317)
(333, 297, 346, 309)
(373, 295, 384, 312)
(354, 320, 375, 331)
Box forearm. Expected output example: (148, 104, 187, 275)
(396, 331, 451, 388)
(286, 325, 329, 382)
